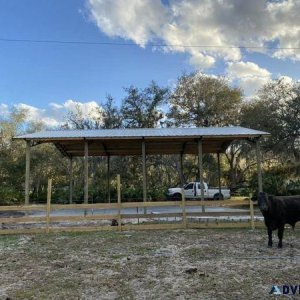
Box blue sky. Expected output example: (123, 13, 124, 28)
(0, 0, 191, 105)
(0, 0, 300, 126)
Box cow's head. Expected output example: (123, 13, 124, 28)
(257, 192, 270, 212)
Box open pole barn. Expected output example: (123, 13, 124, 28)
(14, 126, 269, 206)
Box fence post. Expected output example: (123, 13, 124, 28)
(117, 174, 121, 231)
(181, 188, 187, 229)
(46, 178, 52, 233)
(249, 198, 255, 230)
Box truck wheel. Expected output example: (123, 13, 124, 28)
(173, 193, 182, 201)
(213, 193, 224, 200)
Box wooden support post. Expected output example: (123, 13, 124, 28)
(217, 153, 222, 199)
(181, 187, 187, 228)
(25, 140, 31, 205)
(180, 151, 186, 228)
(142, 140, 147, 214)
(46, 178, 52, 233)
(69, 157, 73, 204)
(198, 138, 205, 212)
(107, 155, 111, 203)
(117, 174, 121, 231)
(179, 152, 184, 187)
(84, 140, 89, 217)
(249, 198, 255, 230)
(255, 139, 263, 193)
(84, 140, 89, 204)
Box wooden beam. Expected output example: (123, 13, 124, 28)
(107, 155, 111, 203)
(51, 203, 118, 210)
(181, 187, 187, 228)
(186, 199, 249, 207)
(249, 199, 255, 230)
(54, 142, 72, 158)
(65, 145, 225, 156)
(217, 153, 222, 199)
(0, 204, 47, 211)
(84, 140, 89, 204)
(117, 174, 121, 231)
(46, 178, 52, 233)
(198, 138, 205, 212)
(255, 139, 263, 193)
(25, 140, 31, 205)
(121, 201, 181, 208)
(142, 140, 147, 214)
(179, 152, 184, 186)
(69, 157, 73, 204)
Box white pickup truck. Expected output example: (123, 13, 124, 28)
(167, 182, 231, 200)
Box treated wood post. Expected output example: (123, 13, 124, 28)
(217, 153, 222, 199)
(249, 198, 255, 230)
(84, 140, 89, 217)
(25, 140, 31, 205)
(255, 139, 263, 193)
(84, 140, 89, 204)
(198, 138, 205, 212)
(46, 178, 52, 233)
(181, 188, 187, 229)
(117, 174, 121, 231)
(107, 155, 111, 203)
(69, 157, 73, 204)
(179, 152, 184, 186)
(142, 140, 147, 214)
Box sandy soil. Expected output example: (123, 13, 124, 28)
(0, 228, 299, 300)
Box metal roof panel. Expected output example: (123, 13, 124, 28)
(14, 126, 269, 140)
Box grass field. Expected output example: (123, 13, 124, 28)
(0, 228, 299, 299)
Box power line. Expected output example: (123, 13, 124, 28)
(0, 37, 299, 50)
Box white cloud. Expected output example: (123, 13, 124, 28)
(49, 102, 63, 110)
(88, 0, 167, 47)
(16, 103, 44, 119)
(62, 100, 102, 120)
(87, 0, 300, 68)
(226, 61, 272, 96)
(0, 101, 103, 128)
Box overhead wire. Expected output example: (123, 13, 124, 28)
(0, 37, 299, 50)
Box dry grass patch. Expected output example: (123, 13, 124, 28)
(0, 228, 299, 299)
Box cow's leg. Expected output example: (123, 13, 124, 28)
(277, 225, 284, 248)
(267, 227, 273, 247)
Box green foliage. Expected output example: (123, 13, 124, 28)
(241, 78, 300, 162)
(0, 186, 23, 205)
(250, 163, 300, 195)
(121, 81, 168, 128)
(168, 73, 242, 127)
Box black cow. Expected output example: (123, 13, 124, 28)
(256, 192, 300, 248)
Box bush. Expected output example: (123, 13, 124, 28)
(250, 164, 300, 196)
(0, 186, 23, 205)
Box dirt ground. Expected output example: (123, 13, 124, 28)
(0, 228, 299, 300)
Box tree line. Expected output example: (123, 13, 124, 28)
(0, 73, 299, 204)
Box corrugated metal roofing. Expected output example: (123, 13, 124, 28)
(15, 126, 269, 140)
